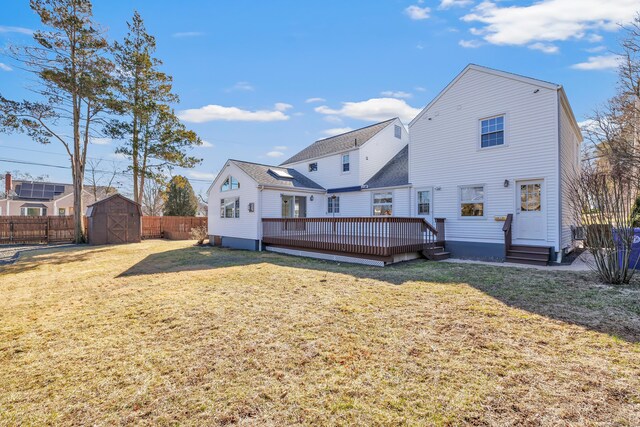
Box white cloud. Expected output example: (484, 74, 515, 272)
(315, 98, 421, 123)
(226, 81, 254, 92)
(414, 86, 427, 92)
(405, 5, 431, 20)
(178, 104, 290, 123)
(462, 0, 638, 46)
(585, 45, 606, 53)
(459, 39, 482, 48)
(0, 63, 12, 71)
(440, 0, 473, 9)
(323, 115, 344, 124)
(189, 170, 217, 180)
(305, 97, 326, 103)
(528, 42, 559, 54)
(172, 31, 205, 38)
(416, 43, 425, 50)
(322, 127, 354, 137)
(266, 151, 285, 158)
(274, 102, 293, 111)
(90, 137, 112, 145)
(201, 140, 214, 148)
(0, 25, 33, 35)
(571, 54, 621, 70)
(587, 33, 603, 43)
(380, 90, 412, 99)
(273, 145, 288, 151)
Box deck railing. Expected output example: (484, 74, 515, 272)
(262, 217, 440, 258)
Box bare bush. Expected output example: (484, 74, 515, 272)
(190, 225, 208, 245)
(566, 165, 639, 284)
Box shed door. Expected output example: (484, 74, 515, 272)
(107, 213, 128, 244)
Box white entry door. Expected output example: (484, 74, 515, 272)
(515, 180, 545, 240)
(415, 187, 434, 224)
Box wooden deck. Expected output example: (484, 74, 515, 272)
(262, 217, 443, 259)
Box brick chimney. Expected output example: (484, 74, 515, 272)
(4, 173, 11, 196)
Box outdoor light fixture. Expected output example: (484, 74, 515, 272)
(248, 203, 255, 212)
(434, 186, 442, 191)
(504, 179, 510, 188)
(310, 195, 314, 201)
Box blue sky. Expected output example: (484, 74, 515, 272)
(0, 0, 637, 194)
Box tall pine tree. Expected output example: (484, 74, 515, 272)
(106, 11, 202, 204)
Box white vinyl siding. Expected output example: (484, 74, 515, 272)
(559, 94, 582, 250)
(409, 67, 560, 248)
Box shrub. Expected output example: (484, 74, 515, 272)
(190, 225, 208, 245)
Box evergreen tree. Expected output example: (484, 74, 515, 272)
(0, 0, 114, 242)
(163, 175, 198, 216)
(106, 11, 201, 204)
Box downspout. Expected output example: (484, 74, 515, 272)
(258, 185, 264, 251)
(556, 89, 563, 263)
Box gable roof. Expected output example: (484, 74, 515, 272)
(280, 118, 396, 165)
(364, 145, 409, 189)
(231, 160, 324, 190)
(409, 64, 561, 127)
(86, 193, 142, 215)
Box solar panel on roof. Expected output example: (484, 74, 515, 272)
(44, 184, 55, 191)
(21, 183, 33, 190)
(54, 185, 65, 193)
(43, 191, 54, 199)
(32, 183, 44, 191)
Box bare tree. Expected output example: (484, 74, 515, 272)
(141, 177, 165, 216)
(566, 164, 639, 284)
(85, 159, 122, 202)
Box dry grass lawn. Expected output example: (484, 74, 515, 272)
(1, 240, 639, 426)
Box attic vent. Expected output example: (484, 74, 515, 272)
(269, 169, 294, 179)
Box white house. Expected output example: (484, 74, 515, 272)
(207, 64, 582, 265)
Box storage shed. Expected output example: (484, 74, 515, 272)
(87, 194, 142, 245)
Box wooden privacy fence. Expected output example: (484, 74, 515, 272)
(141, 216, 207, 240)
(0, 215, 207, 244)
(0, 216, 82, 244)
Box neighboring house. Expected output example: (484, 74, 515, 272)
(0, 173, 114, 216)
(207, 64, 582, 264)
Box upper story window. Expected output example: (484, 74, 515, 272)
(394, 125, 402, 139)
(221, 176, 240, 192)
(308, 162, 318, 172)
(460, 185, 485, 217)
(220, 197, 240, 218)
(328, 196, 340, 214)
(373, 192, 392, 216)
(342, 154, 350, 172)
(480, 115, 504, 148)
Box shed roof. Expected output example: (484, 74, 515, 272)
(86, 193, 142, 215)
(280, 118, 396, 165)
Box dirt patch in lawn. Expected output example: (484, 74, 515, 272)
(0, 241, 638, 426)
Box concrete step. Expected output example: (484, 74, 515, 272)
(505, 255, 549, 266)
(507, 249, 550, 262)
(423, 250, 451, 261)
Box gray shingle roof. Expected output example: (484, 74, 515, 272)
(280, 118, 396, 165)
(232, 160, 324, 190)
(364, 145, 409, 189)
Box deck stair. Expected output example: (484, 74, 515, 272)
(506, 244, 551, 266)
(422, 244, 450, 261)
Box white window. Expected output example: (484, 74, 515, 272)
(460, 185, 485, 217)
(394, 125, 402, 139)
(342, 154, 350, 172)
(58, 208, 66, 216)
(221, 176, 240, 192)
(417, 190, 430, 215)
(373, 192, 392, 216)
(480, 115, 504, 148)
(328, 196, 340, 214)
(21, 207, 47, 216)
(308, 162, 318, 172)
(220, 197, 240, 218)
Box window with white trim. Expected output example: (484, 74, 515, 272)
(373, 192, 392, 216)
(342, 154, 350, 172)
(21, 207, 47, 216)
(394, 125, 402, 139)
(417, 190, 430, 215)
(221, 176, 240, 192)
(58, 208, 66, 216)
(480, 115, 504, 148)
(460, 185, 485, 217)
(328, 196, 340, 214)
(220, 197, 240, 218)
